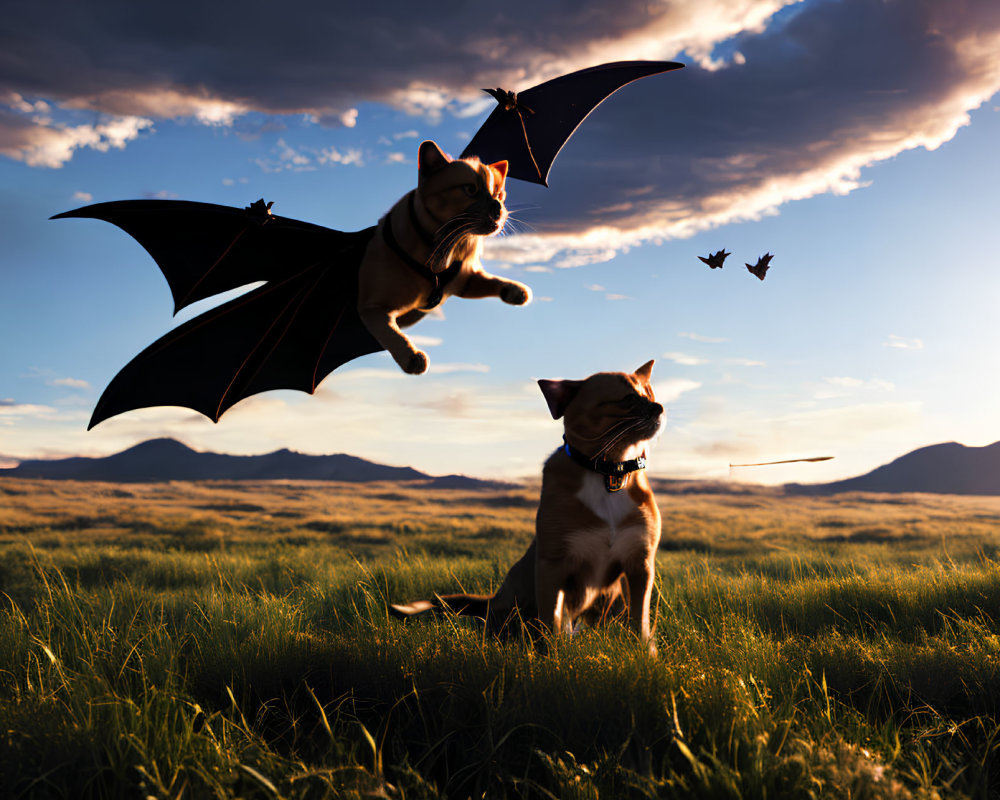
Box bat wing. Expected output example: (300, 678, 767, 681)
(52, 199, 340, 313)
(461, 60, 684, 186)
(87, 227, 382, 428)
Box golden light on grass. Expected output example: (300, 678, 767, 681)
(3, 476, 1000, 797)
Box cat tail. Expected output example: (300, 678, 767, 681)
(390, 592, 494, 620)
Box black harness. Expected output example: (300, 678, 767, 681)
(562, 438, 647, 493)
(380, 192, 461, 311)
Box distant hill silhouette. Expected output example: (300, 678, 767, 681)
(0, 438, 440, 483)
(423, 474, 518, 491)
(786, 441, 1000, 495)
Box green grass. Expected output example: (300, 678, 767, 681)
(3, 478, 1000, 797)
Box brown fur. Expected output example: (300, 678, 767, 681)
(391, 361, 664, 653)
(358, 140, 531, 374)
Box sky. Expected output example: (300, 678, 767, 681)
(2, 0, 1000, 484)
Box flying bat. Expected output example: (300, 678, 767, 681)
(746, 252, 774, 281)
(461, 60, 684, 185)
(698, 249, 730, 269)
(55, 61, 685, 428)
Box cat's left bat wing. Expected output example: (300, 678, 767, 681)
(461, 60, 684, 186)
(53, 200, 382, 428)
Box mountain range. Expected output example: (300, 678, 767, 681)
(786, 440, 1000, 495)
(0, 438, 434, 483)
(2, 438, 999, 495)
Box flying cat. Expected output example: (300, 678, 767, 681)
(56, 140, 531, 426)
(392, 360, 664, 653)
(359, 140, 531, 375)
(55, 60, 687, 427)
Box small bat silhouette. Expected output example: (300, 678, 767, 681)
(698, 249, 730, 269)
(746, 252, 774, 281)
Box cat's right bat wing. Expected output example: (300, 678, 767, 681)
(53, 200, 382, 427)
(461, 60, 684, 186)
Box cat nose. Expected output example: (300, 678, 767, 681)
(489, 199, 503, 219)
(648, 402, 664, 418)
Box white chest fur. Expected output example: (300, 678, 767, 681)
(575, 470, 637, 535)
(572, 442, 647, 537)
(566, 470, 647, 588)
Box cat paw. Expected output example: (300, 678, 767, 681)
(402, 350, 428, 375)
(501, 282, 532, 306)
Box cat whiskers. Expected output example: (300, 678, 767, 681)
(429, 213, 481, 269)
(497, 213, 535, 237)
(495, 203, 538, 238)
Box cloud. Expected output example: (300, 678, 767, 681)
(585, 282, 630, 301)
(655, 377, 702, 403)
(408, 335, 443, 347)
(331, 366, 409, 382)
(679, 331, 729, 344)
(4, 0, 1000, 272)
(0, 106, 152, 168)
(254, 138, 365, 173)
(48, 377, 90, 389)
(318, 145, 363, 166)
(812, 376, 895, 400)
(415, 392, 473, 418)
(427, 362, 490, 375)
(883, 334, 924, 350)
(72, 191, 92, 202)
(663, 351, 708, 366)
(0, 400, 57, 417)
(0, 1, 799, 169)
(485, 0, 1000, 263)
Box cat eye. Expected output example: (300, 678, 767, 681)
(460, 184, 480, 198)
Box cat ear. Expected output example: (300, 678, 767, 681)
(538, 379, 583, 420)
(418, 140, 451, 174)
(634, 360, 655, 381)
(489, 160, 508, 183)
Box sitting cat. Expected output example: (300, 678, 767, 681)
(359, 140, 531, 374)
(392, 360, 664, 653)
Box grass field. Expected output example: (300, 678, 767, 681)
(3, 476, 1000, 798)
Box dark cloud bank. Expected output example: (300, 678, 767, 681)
(3, 0, 999, 259)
